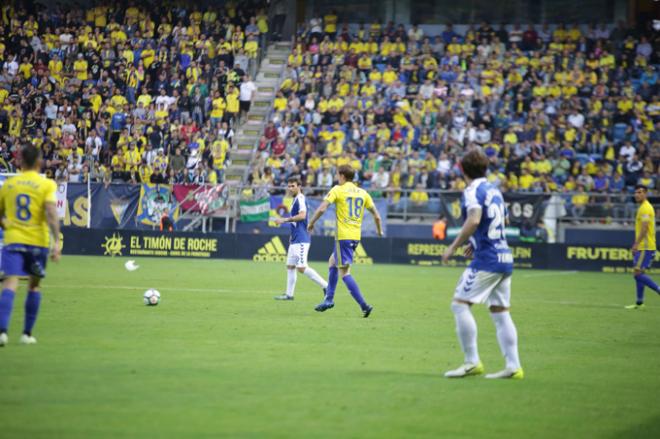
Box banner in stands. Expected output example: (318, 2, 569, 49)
(90, 184, 140, 229)
(61, 228, 646, 273)
(173, 184, 230, 215)
(62, 183, 89, 228)
(56, 182, 68, 219)
(267, 195, 388, 237)
(136, 184, 180, 227)
(439, 192, 548, 228)
(504, 193, 550, 227)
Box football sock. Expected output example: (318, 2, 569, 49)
(326, 267, 338, 301)
(490, 311, 521, 370)
(0, 289, 16, 333)
(303, 267, 328, 289)
(286, 268, 297, 296)
(636, 273, 660, 295)
(24, 291, 42, 336)
(342, 275, 368, 310)
(634, 275, 645, 304)
(451, 302, 479, 365)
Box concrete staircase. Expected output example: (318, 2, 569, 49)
(224, 41, 291, 185)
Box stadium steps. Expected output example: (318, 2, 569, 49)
(222, 40, 291, 184)
(225, 165, 250, 178)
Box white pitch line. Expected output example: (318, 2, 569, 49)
(520, 270, 578, 279)
(46, 284, 254, 294)
(525, 298, 627, 308)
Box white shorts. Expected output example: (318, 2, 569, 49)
(453, 268, 511, 308)
(287, 242, 310, 267)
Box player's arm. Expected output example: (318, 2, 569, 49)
(442, 207, 482, 264)
(307, 201, 330, 232)
(366, 205, 383, 237)
(275, 209, 306, 225)
(45, 201, 61, 262)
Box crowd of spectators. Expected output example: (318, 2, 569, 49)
(0, 0, 267, 185)
(250, 14, 659, 219)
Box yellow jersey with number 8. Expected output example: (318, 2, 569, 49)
(324, 182, 374, 241)
(636, 199, 656, 251)
(0, 171, 57, 248)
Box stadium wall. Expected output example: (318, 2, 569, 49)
(62, 228, 650, 274)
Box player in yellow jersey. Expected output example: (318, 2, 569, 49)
(0, 144, 61, 346)
(626, 184, 660, 309)
(308, 165, 383, 317)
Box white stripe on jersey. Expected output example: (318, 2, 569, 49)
(295, 193, 307, 214)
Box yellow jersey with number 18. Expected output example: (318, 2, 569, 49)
(636, 199, 656, 251)
(0, 171, 57, 248)
(324, 182, 374, 241)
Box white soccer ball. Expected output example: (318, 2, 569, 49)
(143, 289, 161, 306)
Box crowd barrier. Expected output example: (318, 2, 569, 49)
(62, 228, 649, 274)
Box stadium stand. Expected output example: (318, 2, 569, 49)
(0, 0, 271, 185)
(247, 17, 658, 222)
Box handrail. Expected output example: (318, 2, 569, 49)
(234, 183, 643, 199)
(233, 183, 651, 225)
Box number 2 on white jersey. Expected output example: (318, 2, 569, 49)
(487, 203, 506, 240)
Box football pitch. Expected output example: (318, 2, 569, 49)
(1, 256, 660, 438)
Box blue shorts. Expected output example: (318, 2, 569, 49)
(1, 244, 49, 278)
(333, 240, 359, 267)
(634, 250, 655, 271)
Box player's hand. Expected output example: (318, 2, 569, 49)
(307, 223, 315, 232)
(463, 243, 474, 259)
(442, 245, 455, 264)
(51, 246, 61, 263)
(631, 243, 638, 253)
(377, 229, 383, 237)
(274, 218, 285, 225)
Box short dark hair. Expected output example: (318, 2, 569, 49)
(21, 143, 41, 169)
(635, 184, 648, 192)
(287, 176, 301, 186)
(461, 149, 488, 179)
(338, 165, 355, 182)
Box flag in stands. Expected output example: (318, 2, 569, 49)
(240, 198, 270, 222)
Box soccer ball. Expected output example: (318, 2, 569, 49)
(143, 289, 161, 306)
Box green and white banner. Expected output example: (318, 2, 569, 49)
(240, 198, 270, 222)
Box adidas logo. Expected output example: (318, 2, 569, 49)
(251, 237, 374, 264)
(253, 236, 287, 262)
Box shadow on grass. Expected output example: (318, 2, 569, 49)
(611, 414, 660, 438)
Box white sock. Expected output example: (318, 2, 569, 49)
(286, 268, 297, 296)
(303, 267, 328, 289)
(451, 302, 479, 365)
(490, 311, 521, 370)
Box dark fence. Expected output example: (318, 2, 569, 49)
(62, 228, 651, 274)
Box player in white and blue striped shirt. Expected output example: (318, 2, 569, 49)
(442, 149, 523, 380)
(274, 177, 328, 300)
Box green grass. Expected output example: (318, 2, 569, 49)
(1, 256, 660, 438)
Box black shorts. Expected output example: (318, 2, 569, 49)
(240, 100, 251, 112)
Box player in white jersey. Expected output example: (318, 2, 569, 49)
(273, 177, 328, 300)
(442, 149, 523, 379)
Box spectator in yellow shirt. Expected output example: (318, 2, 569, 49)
(410, 184, 429, 206)
(519, 169, 535, 190)
(571, 185, 589, 219)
